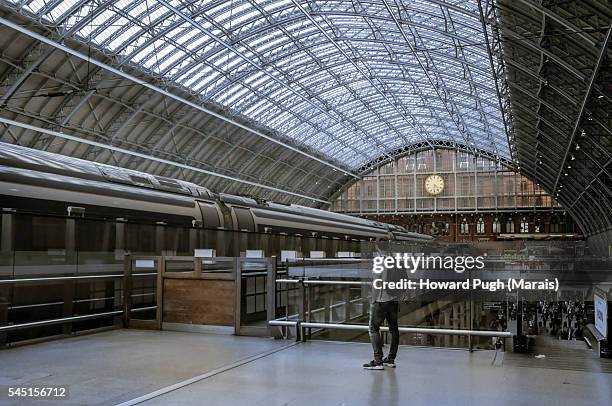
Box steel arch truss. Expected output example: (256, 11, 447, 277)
(1, 0, 510, 169)
(491, 0, 612, 235)
(0, 12, 352, 205)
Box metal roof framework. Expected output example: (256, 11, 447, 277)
(0, 0, 509, 164)
(489, 0, 611, 235)
(0, 0, 609, 236)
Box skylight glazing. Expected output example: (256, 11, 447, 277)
(8, 0, 510, 167)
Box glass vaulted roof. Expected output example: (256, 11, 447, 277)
(10, 0, 510, 168)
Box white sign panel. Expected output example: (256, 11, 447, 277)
(134, 259, 155, 269)
(246, 250, 264, 258)
(281, 250, 298, 262)
(195, 249, 216, 258)
(594, 293, 608, 338)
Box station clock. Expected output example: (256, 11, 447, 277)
(424, 174, 445, 196)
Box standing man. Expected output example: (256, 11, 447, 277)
(363, 251, 402, 370)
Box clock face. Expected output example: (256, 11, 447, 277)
(425, 174, 445, 196)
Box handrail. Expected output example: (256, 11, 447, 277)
(0, 272, 156, 284)
(287, 258, 365, 262)
(0, 310, 123, 332)
(275, 279, 300, 284)
(275, 278, 368, 286)
(0, 307, 158, 332)
(304, 280, 368, 286)
(0, 274, 123, 284)
(273, 296, 366, 322)
(269, 320, 512, 337)
(241, 271, 268, 277)
(268, 320, 299, 327)
(10, 296, 114, 310)
(131, 306, 158, 313)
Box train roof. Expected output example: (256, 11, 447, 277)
(0, 142, 213, 198)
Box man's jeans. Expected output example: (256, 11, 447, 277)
(369, 301, 400, 362)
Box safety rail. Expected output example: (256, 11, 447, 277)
(0, 307, 157, 333)
(268, 274, 513, 351)
(0, 256, 161, 344)
(276, 279, 368, 286)
(286, 258, 364, 262)
(269, 320, 513, 338)
(0, 273, 155, 284)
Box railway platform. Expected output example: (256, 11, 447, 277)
(1, 329, 611, 406)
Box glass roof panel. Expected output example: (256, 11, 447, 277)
(8, 0, 510, 168)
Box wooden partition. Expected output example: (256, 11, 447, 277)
(161, 257, 238, 333)
(124, 256, 275, 335)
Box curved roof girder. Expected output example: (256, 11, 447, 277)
(1, 0, 510, 168)
(0, 23, 353, 205)
(495, 0, 612, 235)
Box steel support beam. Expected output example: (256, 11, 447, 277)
(551, 25, 612, 194)
(0, 16, 357, 178)
(0, 117, 329, 203)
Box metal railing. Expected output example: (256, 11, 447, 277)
(268, 268, 513, 351)
(0, 273, 155, 284)
(269, 319, 513, 338)
(0, 306, 158, 333)
(0, 258, 160, 342)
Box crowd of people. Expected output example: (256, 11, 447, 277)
(537, 300, 587, 340)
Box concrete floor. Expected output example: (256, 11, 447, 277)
(0, 329, 288, 406)
(1, 330, 611, 406)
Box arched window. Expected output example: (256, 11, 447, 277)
(505, 218, 515, 233)
(476, 218, 485, 234)
(492, 218, 501, 234)
(460, 219, 469, 235)
(520, 217, 529, 233)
